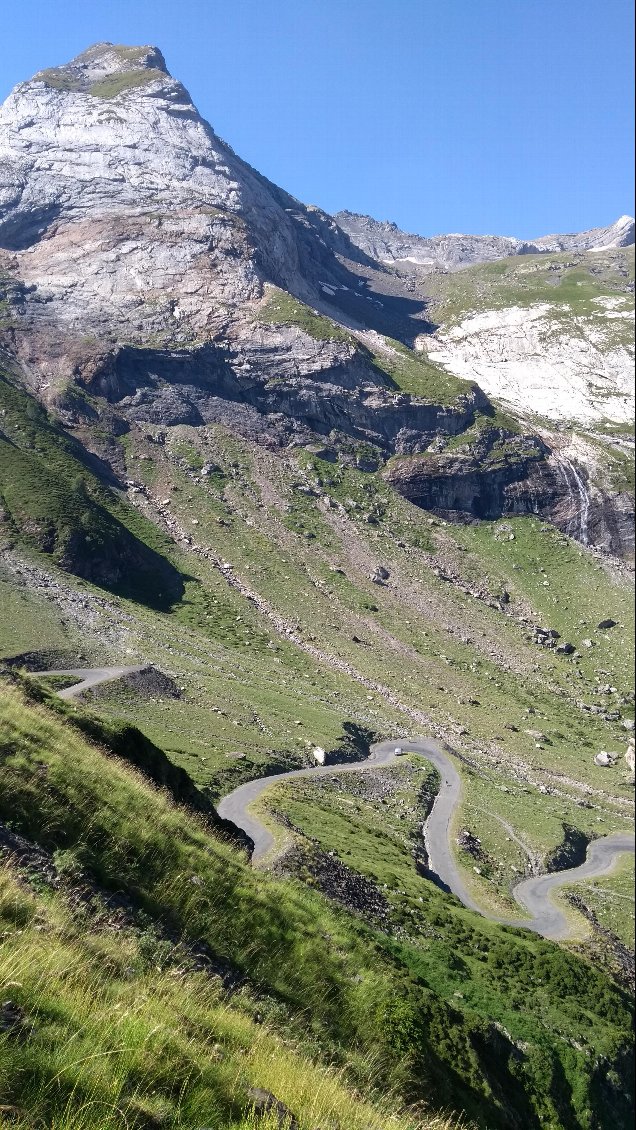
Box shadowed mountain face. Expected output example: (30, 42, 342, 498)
(0, 42, 633, 559)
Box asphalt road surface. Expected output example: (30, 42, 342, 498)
(34, 667, 634, 940)
(509, 832, 635, 939)
(217, 737, 635, 940)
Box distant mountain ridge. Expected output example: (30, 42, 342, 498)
(334, 210, 635, 273)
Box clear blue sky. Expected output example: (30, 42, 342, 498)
(1, 0, 633, 238)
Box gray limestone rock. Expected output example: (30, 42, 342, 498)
(335, 210, 635, 273)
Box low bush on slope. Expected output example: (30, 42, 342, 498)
(0, 679, 633, 1129)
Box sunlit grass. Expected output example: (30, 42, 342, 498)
(0, 864, 444, 1129)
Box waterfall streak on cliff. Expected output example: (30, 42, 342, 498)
(554, 458, 590, 546)
(554, 460, 576, 537)
(562, 458, 590, 545)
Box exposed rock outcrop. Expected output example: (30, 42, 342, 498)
(419, 299, 634, 425)
(382, 425, 634, 555)
(0, 43, 432, 387)
(0, 43, 481, 458)
(274, 840, 392, 929)
(80, 338, 484, 455)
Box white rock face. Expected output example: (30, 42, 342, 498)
(534, 215, 636, 253)
(419, 303, 634, 423)
(0, 42, 312, 341)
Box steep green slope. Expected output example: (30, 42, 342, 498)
(0, 678, 633, 1129)
(0, 369, 183, 608)
(2, 407, 632, 912)
(0, 371, 633, 1129)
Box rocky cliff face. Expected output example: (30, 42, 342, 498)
(0, 44, 320, 341)
(0, 44, 461, 438)
(421, 293, 634, 425)
(0, 43, 633, 559)
(383, 425, 634, 555)
(335, 210, 635, 272)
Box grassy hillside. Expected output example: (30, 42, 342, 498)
(0, 369, 183, 608)
(1, 410, 633, 905)
(371, 337, 477, 404)
(422, 246, 635, 330)
(0, 371, 633, 1128)
(0, 678, 633, 1129)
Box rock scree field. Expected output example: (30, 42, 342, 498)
(0, 39, 634, 1130)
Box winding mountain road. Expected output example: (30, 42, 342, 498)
(32, 665, 146, 700)
(35, 666, 635, 940)
(217, 737, 635, 940)
(509, 834, 635, 937)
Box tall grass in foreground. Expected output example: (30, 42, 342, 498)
(1, 679, 632, 1129)
(0, 865, 457, 1129)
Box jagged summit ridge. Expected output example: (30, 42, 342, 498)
(0, 44, 470, 461)
(0, 40, 255, 238)
(0, 43, 391, 336)
(335, 210, 635, 272)
(0, 42, 438, 363)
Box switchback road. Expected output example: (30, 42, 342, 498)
(35, 667, 634, 940)
(217, 737, 635, 940)
(32, 665, 146, 700)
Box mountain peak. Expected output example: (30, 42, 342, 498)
(32, 42, 170, 97)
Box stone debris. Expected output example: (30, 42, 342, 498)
(0, 1001, 28, 1039)
(594, 751, 617, 767)
(370, 566, 390, 585)
(247, 1087, 299, 1129)
(275, 841, 392, 929)
(532, 627, 561, 648)
(456, 828, 493, 870)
